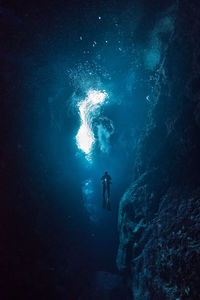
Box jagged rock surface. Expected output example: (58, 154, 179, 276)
(117, 1, 200, 299)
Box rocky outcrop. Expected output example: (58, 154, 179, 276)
(117, 1, 200, 299)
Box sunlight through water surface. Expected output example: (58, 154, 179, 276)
(76, 89, 108, 160)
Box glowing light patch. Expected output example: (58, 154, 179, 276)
(76, 89, 108, 157)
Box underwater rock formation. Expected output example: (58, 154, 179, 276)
(117, 1, 200, 299)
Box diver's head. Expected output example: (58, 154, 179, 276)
(105, 171, 108, 175)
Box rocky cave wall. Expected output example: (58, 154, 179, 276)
(117, 1, 200, 299)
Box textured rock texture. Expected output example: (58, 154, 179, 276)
(117, 1, 200, 299)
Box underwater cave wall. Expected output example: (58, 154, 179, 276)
(117, 1, 200, 299)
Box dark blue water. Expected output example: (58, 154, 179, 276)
(0, 0, 174, 298)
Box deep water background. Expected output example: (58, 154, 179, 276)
(0, 0, 142, 299)
(0, 0, 188, 299)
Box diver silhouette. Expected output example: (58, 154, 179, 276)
(101, 171, 112, 211)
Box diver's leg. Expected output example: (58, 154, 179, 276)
(103, 196, 106, 209)
(107, 184, 111, 210)
(107, 199, 111, 210)
(107, 184, 110, 198)
(102, 185, 106, 208)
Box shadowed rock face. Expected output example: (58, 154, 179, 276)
(117, 1, 200, 299)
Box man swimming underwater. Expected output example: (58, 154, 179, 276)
(101, 171, 112, 211)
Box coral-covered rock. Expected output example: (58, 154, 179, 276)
(117, 1, 200, 299)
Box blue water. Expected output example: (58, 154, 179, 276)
(0, 0, 175, 298)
